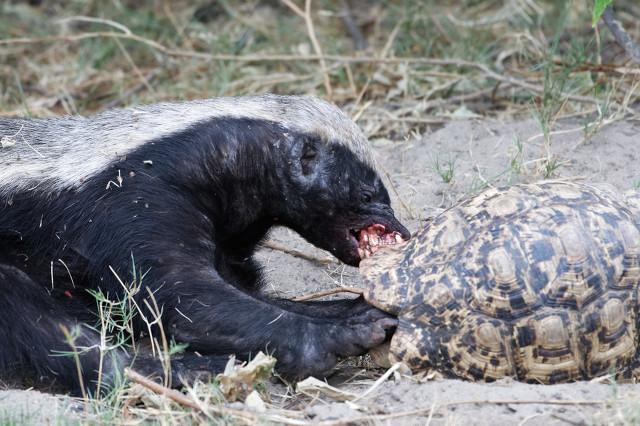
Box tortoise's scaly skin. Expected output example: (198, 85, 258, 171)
(361, 181, 640, 383)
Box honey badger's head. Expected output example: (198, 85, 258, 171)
(266, 97, 411, 266)
(279, 134, 410, 266)
(0, 94, 408, 266)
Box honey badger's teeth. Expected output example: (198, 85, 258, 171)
(358, 224, 407, 259)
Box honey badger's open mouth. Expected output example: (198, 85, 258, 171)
(355, 224, 406, 259)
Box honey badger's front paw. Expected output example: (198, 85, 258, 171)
(275, 307, 397, 379)
(329, 304, 397, 356)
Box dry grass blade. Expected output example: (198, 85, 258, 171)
(281, 0, 333, 97)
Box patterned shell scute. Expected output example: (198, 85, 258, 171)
(362, 181, 640, 383)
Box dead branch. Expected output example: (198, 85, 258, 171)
(125, 368, 261, 424)
(601, 7, 640, 64)
(281, 0, 333, 97)
(125, 368, 204, 411)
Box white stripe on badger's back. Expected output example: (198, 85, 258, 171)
(0, 94, 374, 196)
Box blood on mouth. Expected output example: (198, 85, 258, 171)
(357, 224, 406, 259)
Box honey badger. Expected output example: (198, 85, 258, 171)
(0, 94, 410, 393)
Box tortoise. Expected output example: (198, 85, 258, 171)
(358, 181, 640, 383)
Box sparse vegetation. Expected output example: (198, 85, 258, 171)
(508, 136, 525, 180)
(434, 153, 456, 184)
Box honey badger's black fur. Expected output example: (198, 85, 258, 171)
(0, 96, 409, 394)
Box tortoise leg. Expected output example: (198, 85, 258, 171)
(386, 318, 440, 371)
(388, 315, 518, 381)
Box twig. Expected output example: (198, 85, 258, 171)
(260, 241, 335, 265)
(125, 368, 309, 425)
(601, 7, 640, 64)
(280, 0, 305, 18)
(352, 99, 372, 122)
(125, 368, 203, 411)
(362, 116, 450, 124)
(281, 0, 333, 97)
(291, 286, 363, 301)
(125, 369, 251, 423)
(57, 15, 133, 35)
(344, 62, 357, 95)
(552, 60, 640, 75)
(0, 32, 600, 104)
(303, 0, 332, 98)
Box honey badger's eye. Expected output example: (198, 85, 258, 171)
(301, 145, 317, 160)
(300, 140, 319, 175)
(361, 190, 373, 203)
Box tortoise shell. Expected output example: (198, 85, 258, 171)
(361, 181, 640, 383)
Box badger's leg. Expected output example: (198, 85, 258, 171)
(225, 255, 390, 320)
(272, 295, 387, 318)
(0, 264, 125, 393)
(150, 267, 396, 380)
(0, 264, 233, 394)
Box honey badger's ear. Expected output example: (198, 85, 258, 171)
(300, 136, 320, 176)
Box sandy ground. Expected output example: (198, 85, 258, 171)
(2, 117, 640, 424)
